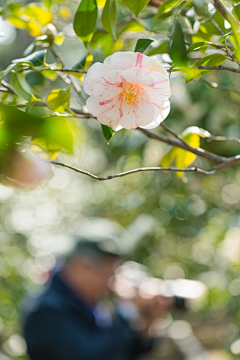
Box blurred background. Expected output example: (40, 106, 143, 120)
(1, 0, 240, 359)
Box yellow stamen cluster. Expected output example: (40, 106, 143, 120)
(122, 84, 137, 105)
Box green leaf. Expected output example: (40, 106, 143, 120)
(219, 31, 233, 43)
(170, 21, 188, 66)
(233, 2, 240, 21)
(185, 53, 227, 82)
(147, 40, 169, 55)
(70, 52, 93, 81)
(46, 88, 70, 113)
(0, 63, 17, 82)
(122, 0, 150, 17)
(12, 50, 47, 68)
(73, 0, 98, 43)
(152, 0, 184, 28)
(187, 41, 223, 53)
(101, 0, 117, 39)
(101, 124, 115, 143)
(134, 38, 154, 53)
(10, 73, 34, 100)
(44, 117, 73, 153)
(31, 137, 61, 160)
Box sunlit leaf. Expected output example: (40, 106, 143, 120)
(101, 124, 115, 143)
(152, 0, 184, 28)
(44, 117, 73, 153)
(46, 88, 70, 113)
(22, 3, 52, 26)
(185, 53, 227, 82)
(161, 147, 177, 168)
(134, 39, 154, 53)
(73, 0, 98, 43)
(10, 73, 34, 100)
(54, 32, 65, 46)
(122, 0, 150, 16)
(0, 63, 17, 82)
(31, 137, 61, 160)
(176, 133, 200, 178)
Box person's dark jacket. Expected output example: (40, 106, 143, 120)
(24, 274, 153, 360)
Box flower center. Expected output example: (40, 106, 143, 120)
(122, 83, 138, 106)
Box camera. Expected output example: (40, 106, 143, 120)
(113, 261, 207, 310)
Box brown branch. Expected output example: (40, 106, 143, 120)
(202, 78, 240, 94)
(213, 0, 240, 29)
(16, 67, 87, 74)
(41, 159, 214, 179)
(194, 65, 240, 73)
(138, 128, 225, 164)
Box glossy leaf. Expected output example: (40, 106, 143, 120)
(152, 0, 184, 28)
(73, 0, 98, 43)
(134, 39, 154, 53)
(170, 21, 188, 66)
(12, 50, 47, 68)
(70, 52, 93, 81)
(185, 54, 227, 82)
(101, 124, 115, 143)
(46, 88, 70, 113)
(54, 32, 65, 46)
(10, 73, 34, 100)
(31, 137, 61, 160)
(101, 0, 117, 39)
(43, 117, 73, 153)
(122, 0, 150, 16)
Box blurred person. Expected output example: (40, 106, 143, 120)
(24, 238, 172, 360)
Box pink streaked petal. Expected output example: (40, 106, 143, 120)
(100, 70, 122, 86)
(93, 82, 123, 100)
(149, 71, 171, 91)
(135, 52, 143, 68)
(86, 96, 101, 116)
(120, 90, 155, 129)
(104, 97, 121, 120)
(97, 113, 123, 131)
(147, 86, 171, 105)
(140, 100, 170, 129)
(110, 52, 137, 70)
(84, 62, 110, 95)
(84, 76, 97, 95)
(120, 68, 154, 87)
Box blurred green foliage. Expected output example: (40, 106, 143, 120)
(0, 0, 240, 359)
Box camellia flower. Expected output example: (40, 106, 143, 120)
(84, 51, 171, 131)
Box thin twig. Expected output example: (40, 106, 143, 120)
(16, 67, 87, 74)
(194, 65, 240, 73)
(160, 123, 189, 147)
(41, 159, 213, 179)
(202, 78, 240, 94)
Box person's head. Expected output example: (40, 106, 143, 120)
(61, 238, 121, 304)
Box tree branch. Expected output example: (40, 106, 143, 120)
(213, 0, 240, 29)
(194, 65, 240, 73)
(16, 67, 87, 74)
(41, 159, 214, 179)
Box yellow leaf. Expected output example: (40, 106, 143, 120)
(161, 147, 176, 168)
(23, 3, 52, 26)
(46, 88, 70, 113)
(26, 20, 42, 37)
(54, 32, 65, 46)
(7, 16, 27, 30)
(31, 137, 61, 160)
(97, 0, 107, 6)
(176, 133, 200, 178)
